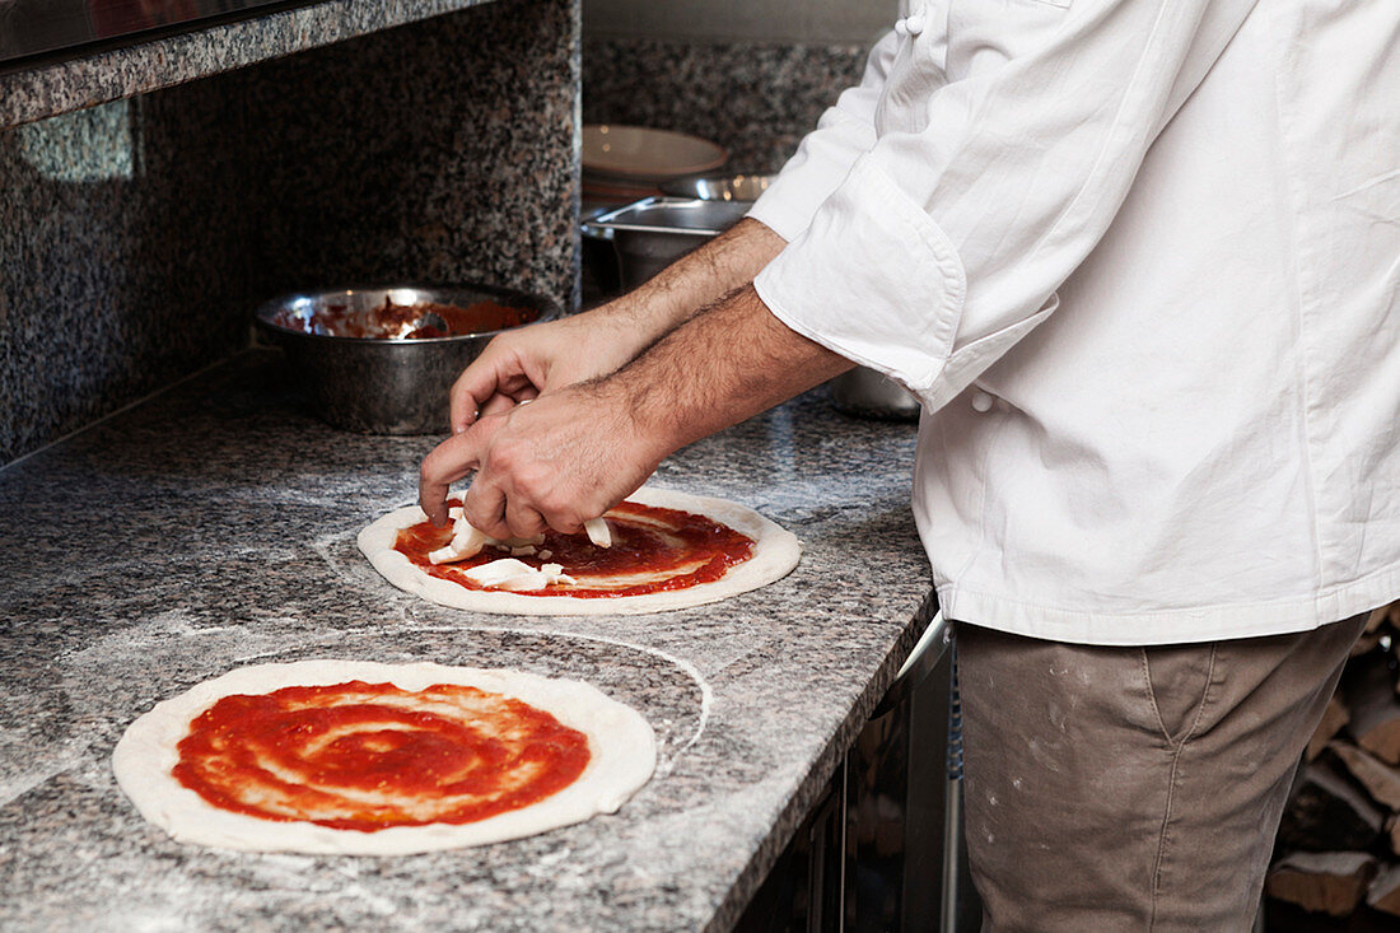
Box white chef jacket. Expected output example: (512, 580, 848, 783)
(748, 0, 1400, 645)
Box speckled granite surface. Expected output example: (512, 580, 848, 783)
(1, 0, 579, 466)
(0, 0, 498, 130)
(0, 349, 930, 932)
(582, 37, 867, 171)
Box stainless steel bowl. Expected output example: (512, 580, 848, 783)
(255, 284, 561, 435)
(659, 172, 776, 201)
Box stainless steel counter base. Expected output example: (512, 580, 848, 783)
(736, 609, 982, 932)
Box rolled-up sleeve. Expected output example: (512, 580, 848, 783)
(754, 0, 1260, 411)
(745, 30, 902, 243)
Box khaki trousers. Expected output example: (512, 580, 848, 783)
(956, 614, 1367, 932)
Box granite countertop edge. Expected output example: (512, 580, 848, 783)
(705, 588, 938, 933)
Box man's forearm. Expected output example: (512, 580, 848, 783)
(598, 218, 787, 350)
(606, 284, 855, 459)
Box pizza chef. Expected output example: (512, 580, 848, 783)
(417, 0, 1399, 928)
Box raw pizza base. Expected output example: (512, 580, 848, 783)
(357, 485, 801, 615)
(113, 660, 657, 855)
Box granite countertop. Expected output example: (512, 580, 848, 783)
(0, 0, 500, 129)
(0, 349, 932, 932)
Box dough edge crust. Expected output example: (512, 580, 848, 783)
(357, 485, 801, 615)
(112, 659, 657, 855)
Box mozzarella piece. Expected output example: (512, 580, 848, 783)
(462, 558, 538, 588)
(541, 563, 576, 585)
(584, 517, 612, 549)
(462, 559, 574, 592)
(426, 507, 549, 565)
(428, 518, 491, 565)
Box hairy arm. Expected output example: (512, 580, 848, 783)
(618, 285, 851, 453)
(420, 285, 853, 533)
(605, 217, 788, 345)
(451, 218, 787, 432)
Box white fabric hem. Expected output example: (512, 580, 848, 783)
(755, 274, 906, 378)
(744, 198, 810, 248)
(750, 156, 968, 398)
(937, 563, 1400, 646)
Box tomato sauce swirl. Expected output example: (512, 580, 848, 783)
(173, 681, 590, 832)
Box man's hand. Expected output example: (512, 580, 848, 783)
(418, 285, 854, 536)
(450, 315, 638, 434)
(420, 383, 664, 535)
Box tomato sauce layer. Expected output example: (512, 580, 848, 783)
(272, 298, 536, 339)
(173, 681, 590, 832)
(394, 500, 756, 598)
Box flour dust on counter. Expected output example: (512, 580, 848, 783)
(113, 660, 656, 855)
(1, 350, 930, 931)
(358, 485, 802, 615)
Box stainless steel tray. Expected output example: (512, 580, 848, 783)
(582, 197, 751, 289)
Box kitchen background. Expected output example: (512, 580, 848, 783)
(7, 1, 1395, 927)
(583, 0, 888, 171)
(0, 0, 892, 468)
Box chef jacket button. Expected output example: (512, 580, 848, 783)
(971, 391, 994, 413)
(905, 14, 925, 36)
(894, 17, 909, 36)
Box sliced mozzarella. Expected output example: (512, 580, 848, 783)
(541, 563, 577, 586)
(510, 546, 537, 557)
(428, 519, 492, 565)
(461, 558, 574, 592)
(584, 517, 612, 549)
(462, 558, 539, 588)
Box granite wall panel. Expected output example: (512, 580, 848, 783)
(237, 0, 580, 305)
(0, 89, 254, 466)
(0, 0, 579, 465)
(583, 0, 893, 46)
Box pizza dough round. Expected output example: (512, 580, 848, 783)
(113, 660, 657, 855)
(357, 485, 801, 615)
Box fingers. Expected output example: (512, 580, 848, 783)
(504, 500, 548, 539)
(450, 373, 546, 436)
(426, 385, 651, 545)
(450, 344, 521, 434)
(450, 368, 496, 435)
(462, 476, 509, 540)
(459, 385, 543, 435)
(418, 431, 483, 527)
(478, 392, 520, 420)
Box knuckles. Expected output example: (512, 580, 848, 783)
(506, 511, 547, 537)
(535, 494, 588, 534)
(549, 515, 585, 535)
(462, 499, 504, 539)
